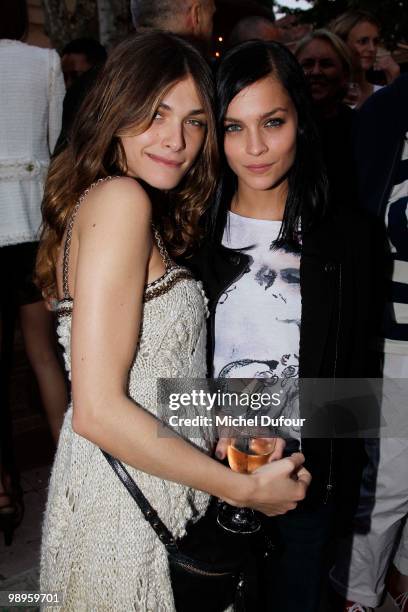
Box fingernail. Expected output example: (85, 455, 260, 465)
(215, 451, 223, 460)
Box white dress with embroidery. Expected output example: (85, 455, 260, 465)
(40, 180, 211, 611)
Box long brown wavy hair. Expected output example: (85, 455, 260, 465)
(36, 31, 218, 298)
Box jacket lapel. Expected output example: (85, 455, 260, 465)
(299, 235, 340, 378)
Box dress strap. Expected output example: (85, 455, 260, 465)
(151, 224, 173, 271)
(62, 176, 114, 299)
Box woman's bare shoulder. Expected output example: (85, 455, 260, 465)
(77, 176, 152, 233)
(84, 176, 151, 211)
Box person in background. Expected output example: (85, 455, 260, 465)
(61, 38, 107, 89)
(295, 29, 358, 209)
(57, 0, 216, 152)
(0, 0, 67, 545)
(228, 16, 281, 47)
(330, 9, 400, 108)
(330, 74, 408, 612)
(131, 0, 216, 43)
(56, 39, 107, 150)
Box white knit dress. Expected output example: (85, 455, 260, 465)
(40, 182, 212, 611)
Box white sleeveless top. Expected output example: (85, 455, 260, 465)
(40, 178, 212, 611)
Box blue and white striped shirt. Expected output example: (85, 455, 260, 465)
(384, 132, 408, 353)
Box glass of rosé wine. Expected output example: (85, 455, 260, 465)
(217, 436, 276, 534)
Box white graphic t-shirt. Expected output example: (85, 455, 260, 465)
(214, 211, 301, 379)
(213, 212, 301, 439)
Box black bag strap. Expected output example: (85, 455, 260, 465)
(101, 450, 179, 553)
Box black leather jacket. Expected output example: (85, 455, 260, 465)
(186, 209, 378, 509)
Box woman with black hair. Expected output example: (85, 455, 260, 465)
(36, 32, 311, 610)
(188, 40, 376, 612)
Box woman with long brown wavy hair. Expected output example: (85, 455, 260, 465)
(37, 31, 310, 610)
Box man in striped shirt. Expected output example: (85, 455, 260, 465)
(331, 74, 408, 612)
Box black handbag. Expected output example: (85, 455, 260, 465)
(102, 451, 254, 612)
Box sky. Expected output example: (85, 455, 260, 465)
(275, 0, 313, 18)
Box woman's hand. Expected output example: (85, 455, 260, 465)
(268, 437, 286, 461)
(375, 54, 400, 84)
(223, 453, 311, 516)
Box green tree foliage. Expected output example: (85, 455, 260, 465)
(97, 0, 133, 49)
(41, 0, 99, 50)
(41, 0, 132, 51)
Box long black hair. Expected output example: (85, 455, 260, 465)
(211, 40, 328, 247)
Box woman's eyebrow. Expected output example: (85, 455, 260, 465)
(188, 108, 206, 115)
(224, 116, 242, 123)
(158, 102, 205, 115)
(259, 107, 288, 119)
(224, 107, 288, 122)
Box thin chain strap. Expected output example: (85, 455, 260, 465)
(62, 176, 114, 299)
(151, 224, 173, 271)
(393, 591, 408, 610)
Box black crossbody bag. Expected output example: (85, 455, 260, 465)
(101, 451, 268, 612)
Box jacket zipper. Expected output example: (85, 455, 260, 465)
(324, 262, 342, 504)
(175, 560, 234, 577)
(378, 136, 403, 216)
(333, 264, 342, 379)
(324, 440, 334, 504)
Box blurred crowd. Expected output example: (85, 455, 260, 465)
(0, 1, 407, 611)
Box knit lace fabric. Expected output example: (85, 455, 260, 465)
(40, 193, 211, 610)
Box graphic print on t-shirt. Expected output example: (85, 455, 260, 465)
(214, 212, 302, 434)
(214, 212, 301, 379)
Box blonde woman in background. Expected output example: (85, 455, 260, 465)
(331, 9, 400, 108)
